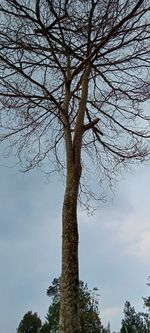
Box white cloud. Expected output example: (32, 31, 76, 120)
(102, 305, 121, 318)
(111, 212, 150, 261)
(101, 306, 122, 331)
(79, 203, 150, 262)
(125, 229, 150, 259)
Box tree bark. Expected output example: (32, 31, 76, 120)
(59, 64, 90, 333)
(59, 164, 81, 333)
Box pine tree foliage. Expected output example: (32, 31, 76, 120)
(17, 311, 42, 333)
(41, 278, 106, 333)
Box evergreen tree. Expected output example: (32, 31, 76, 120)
(141, 277, 150, 332)
(17, 311, 42, 333)
(120, 301, 147, 333)
(41, 278, 105, 333)
(143, 277, 150, 311)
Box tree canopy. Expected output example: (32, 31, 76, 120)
(17, 311, 42, 333)
(120, 301, 147, 333)
(0, 0, 149, 193)
(143, 277, 150, 311)
(41, 277, 106, 333)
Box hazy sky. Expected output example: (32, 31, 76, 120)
(0, 151, 150, 333)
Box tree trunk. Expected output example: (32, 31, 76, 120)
(59, 64, 90, 333)
(59, 164, 81, 333)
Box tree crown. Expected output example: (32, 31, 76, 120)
(0, 0, 150, 203)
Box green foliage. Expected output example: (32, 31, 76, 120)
(120, 278, 150, 333)
(120, 301, 149, 333)
(143, 277, 150, 311)
(41, 302, 60, 333)
(18, 276, 150, 333)
(42, 277, 105, 333)
(17, 311, 42, 333)
(141, 277, 150, 332)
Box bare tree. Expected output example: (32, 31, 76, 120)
(0, 1, 150, 333)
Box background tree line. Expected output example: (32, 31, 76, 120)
(17, 276, 150, 333)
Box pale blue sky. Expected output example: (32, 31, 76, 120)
(0, 153, 150, 332)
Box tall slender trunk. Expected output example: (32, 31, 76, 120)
(59, 164, 81, 333)
(59, 64, 90, 333)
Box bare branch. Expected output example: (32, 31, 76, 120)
(0, 0, 149, 187)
